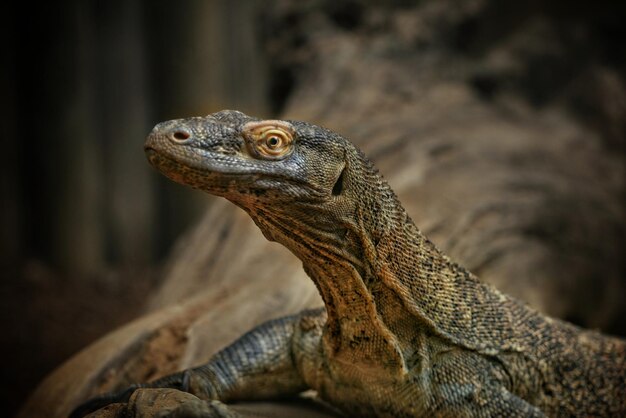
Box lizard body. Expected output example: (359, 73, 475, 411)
(72, 110, 626, 417)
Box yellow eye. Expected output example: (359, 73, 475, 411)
(242, 121, 295, 160)
(260, 129, 291, 156)
(266, 135, 282, 149)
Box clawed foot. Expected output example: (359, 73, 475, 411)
(129, 389, 241, 418)
(70, 371, 195, 418)
(154, 399, 241, 418)
(69, 384, 142, 418)
(75, 388, 240, 418)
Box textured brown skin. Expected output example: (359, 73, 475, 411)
(72, 110, 626, 418)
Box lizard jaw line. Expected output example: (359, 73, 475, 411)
(145, 147, 325, 197)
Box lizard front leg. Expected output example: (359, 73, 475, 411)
(427, 350, 547, 418)
(69, 308, 326, 418)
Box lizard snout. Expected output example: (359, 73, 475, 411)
(146, 120, 193, 148)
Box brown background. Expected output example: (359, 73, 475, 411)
(2, 1, 625, 417)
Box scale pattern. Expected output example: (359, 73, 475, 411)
(72, 111, 626, 418)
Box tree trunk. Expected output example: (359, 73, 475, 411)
(48, 1, 105, 277)
(98, 0, 155, 266)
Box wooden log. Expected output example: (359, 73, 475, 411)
(19, 2, 625, 417)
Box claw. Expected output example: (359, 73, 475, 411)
(68, 384, 142, 418)
(181, 370, 191, 392)
(68, 371, 192, 418)
(150, 399, 241, 418)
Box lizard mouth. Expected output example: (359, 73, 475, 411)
(144, 147, 158, 164)
(145, 144, 253, 177)
(144, 145, 217, 175)
(144, 143, 326, 199)
(144, 145, 240, 196)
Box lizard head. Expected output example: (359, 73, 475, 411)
(145, 110, 397, 263)
(145, 110, 348, 203)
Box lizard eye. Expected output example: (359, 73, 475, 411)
(265, 133, 283, 150)
(242, 121, 295, 160)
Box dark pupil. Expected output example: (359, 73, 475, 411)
(267, 136, 280, 147)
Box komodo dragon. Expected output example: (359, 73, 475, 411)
(72, 110, 626, 417)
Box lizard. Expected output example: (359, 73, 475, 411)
(71, 110, 626, 417)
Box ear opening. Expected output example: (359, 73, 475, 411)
(332, 165, 346, 196)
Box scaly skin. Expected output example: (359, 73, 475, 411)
(71, 110, 626, 418)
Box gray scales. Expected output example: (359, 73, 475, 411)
(71, 110, 626, 417)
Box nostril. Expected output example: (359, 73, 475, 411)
(172, 130, 191, 142)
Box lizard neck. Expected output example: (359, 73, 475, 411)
(243, 147, 535, 359)
(336, 161, 542, 355)
(245, 195, 408, 371)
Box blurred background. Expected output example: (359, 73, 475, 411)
(2, 0, 625, 416)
